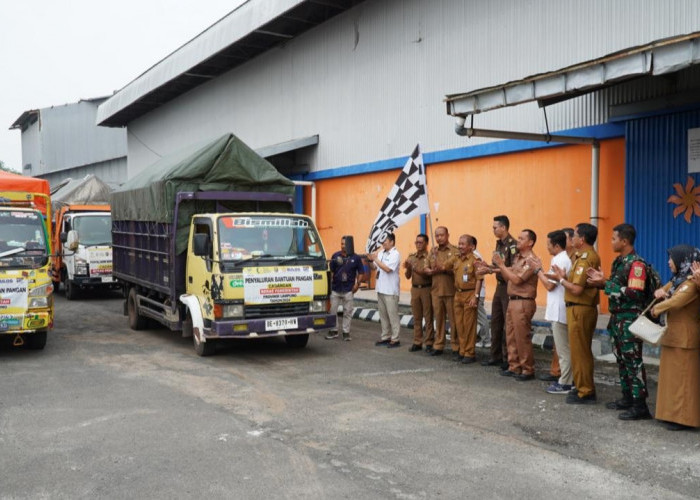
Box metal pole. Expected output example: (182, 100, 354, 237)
(455, 125, 597, 145)
(292, 180, 316, 223)
(591, 141, 600, 228)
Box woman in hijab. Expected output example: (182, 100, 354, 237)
(651, 245, 700, 431)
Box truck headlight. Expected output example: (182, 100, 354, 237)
(310, 300, 327, 313)
(29, 297, 48, 308)
(75, 258, 88, 276)
(222, 304, 244, 318)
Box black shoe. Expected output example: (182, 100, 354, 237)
(537, 373, 558, 382)
(409, 344, 422, 352)
(605, 397, 633, 410)
(515, 373, 535, 381)
(566, 392, 597, 405)
(618, 401, 652, 421)
(461, 356, 477, 365)
(500, 370, 517, 377)
(500, 362, 509, 371)
(429, 349, 443, 356)
(387, 341, 401, 349)
(661, 421, 694, 431)
(375, 339, 390, 346)
(481, 359, 500, 366)
(452, 354, 464, 362)
(424, 345, 434, 354)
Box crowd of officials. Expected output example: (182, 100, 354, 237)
(326, 216, 700, 432)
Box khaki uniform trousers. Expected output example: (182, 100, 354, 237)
(505, 299, 536, 375)
(410, 286, 434, 346)
(454, 290, 478, 358)
(567, 304, 598, 398)
(432, 293, 456, 351)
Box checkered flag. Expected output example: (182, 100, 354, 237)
(366, 144, 429, 252)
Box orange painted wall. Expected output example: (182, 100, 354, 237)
(311, 138, 625, 310)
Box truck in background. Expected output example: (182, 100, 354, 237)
(0, 171, 54, 349)
(50, 175, 117, 299)
(111, 134, 335, 356)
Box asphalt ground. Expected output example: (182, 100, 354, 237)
(1, 291, 699, 499)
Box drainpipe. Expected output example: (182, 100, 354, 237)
(590, 141, 600, 228)
(292, 180, 316, 223)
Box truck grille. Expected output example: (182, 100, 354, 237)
(245, 302, 310, 319)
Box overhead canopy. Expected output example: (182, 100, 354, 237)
(97, 0, 365, 127)
(446, 31, 700, 117)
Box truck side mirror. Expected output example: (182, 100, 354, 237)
(67, 230, 79, 251)
(193, 233, 211, 257)
(60, 232, 68, 243)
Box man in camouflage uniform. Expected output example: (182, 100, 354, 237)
(587, 223, 652, 420)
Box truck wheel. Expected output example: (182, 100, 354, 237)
(189, 316, 216, 356)
(52, 280, 61, 293)
(26, 330, 47, 350)
(127, 288, 148, 330)
(65, 281, 78, 300)
(285, 334, 309, 348)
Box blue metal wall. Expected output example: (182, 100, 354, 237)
(625, 109, 700, 282)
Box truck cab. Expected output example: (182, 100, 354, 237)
(0, 197, 53, 349)
(53, 205, 116, 299)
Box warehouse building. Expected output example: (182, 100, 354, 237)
(96, 0, 700, 299)
(11, 96, 127, 189)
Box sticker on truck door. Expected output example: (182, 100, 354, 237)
(243, 266, 313, 305)
(0, 277, 29, 314)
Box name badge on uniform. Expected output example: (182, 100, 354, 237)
(341, 272, 348, 282)
(463, 274, 469, 282)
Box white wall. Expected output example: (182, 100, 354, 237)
(124, 0, 700, 176)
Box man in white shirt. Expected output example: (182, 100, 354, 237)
(528, 230, 573, 394)
(368, 233, 402, 348)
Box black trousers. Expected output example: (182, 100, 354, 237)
(489, 283, 510, 363)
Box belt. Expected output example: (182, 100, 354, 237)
(458, 288, 476, 292)
(509, 295, 534, 301)
(565, 301, 594, 307)
(412, 283, 432, 289)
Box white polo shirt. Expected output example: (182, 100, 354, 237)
(375, 247, 401, 296)
(545, 250, 571, 324)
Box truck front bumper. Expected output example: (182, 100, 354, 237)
(72, 276, 119, 288)
(206, 313, 336, 339)
(0, 311, 51, 334)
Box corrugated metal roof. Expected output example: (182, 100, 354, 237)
(97, 0, 365, 128)
(446, 31, 700, 117)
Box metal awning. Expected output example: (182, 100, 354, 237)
(97, 0, 365, 128)
(445, 31, 700, 118)
(255, 134, 318, 158)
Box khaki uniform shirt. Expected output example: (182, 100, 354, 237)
(429, 244, 458, 296)
(445, 252, 482, 291)
(494, 235, 518, 286)
(565, 248, 601, 306)
(506, 253, 538, 298)
(406, 250, 431, 287)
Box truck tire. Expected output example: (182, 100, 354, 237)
(127, 288, 148, 331)
(26, 330, 47, 350)
(65, 280, 78, 300)
(188, 315, 216, 356)
(285, 333, 309, 348)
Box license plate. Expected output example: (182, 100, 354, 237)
(102, 276, 113, 283)
(265, 317, 298, 331)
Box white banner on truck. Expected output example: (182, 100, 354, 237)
(0, 277, 29, 315)
(243, 266, 313, 305)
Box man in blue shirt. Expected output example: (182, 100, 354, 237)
(326, 236, 366, 341)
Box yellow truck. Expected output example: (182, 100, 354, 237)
(0, 172, 54, 349)
(111, 134, 335, 356)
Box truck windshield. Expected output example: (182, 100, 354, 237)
(217, 215, 326, 264)
(0, 210, 48, 269)
(73, 214, 112, 246)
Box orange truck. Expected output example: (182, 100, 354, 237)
(51, 204, 117, 299)
(0, 170, 54, 349)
